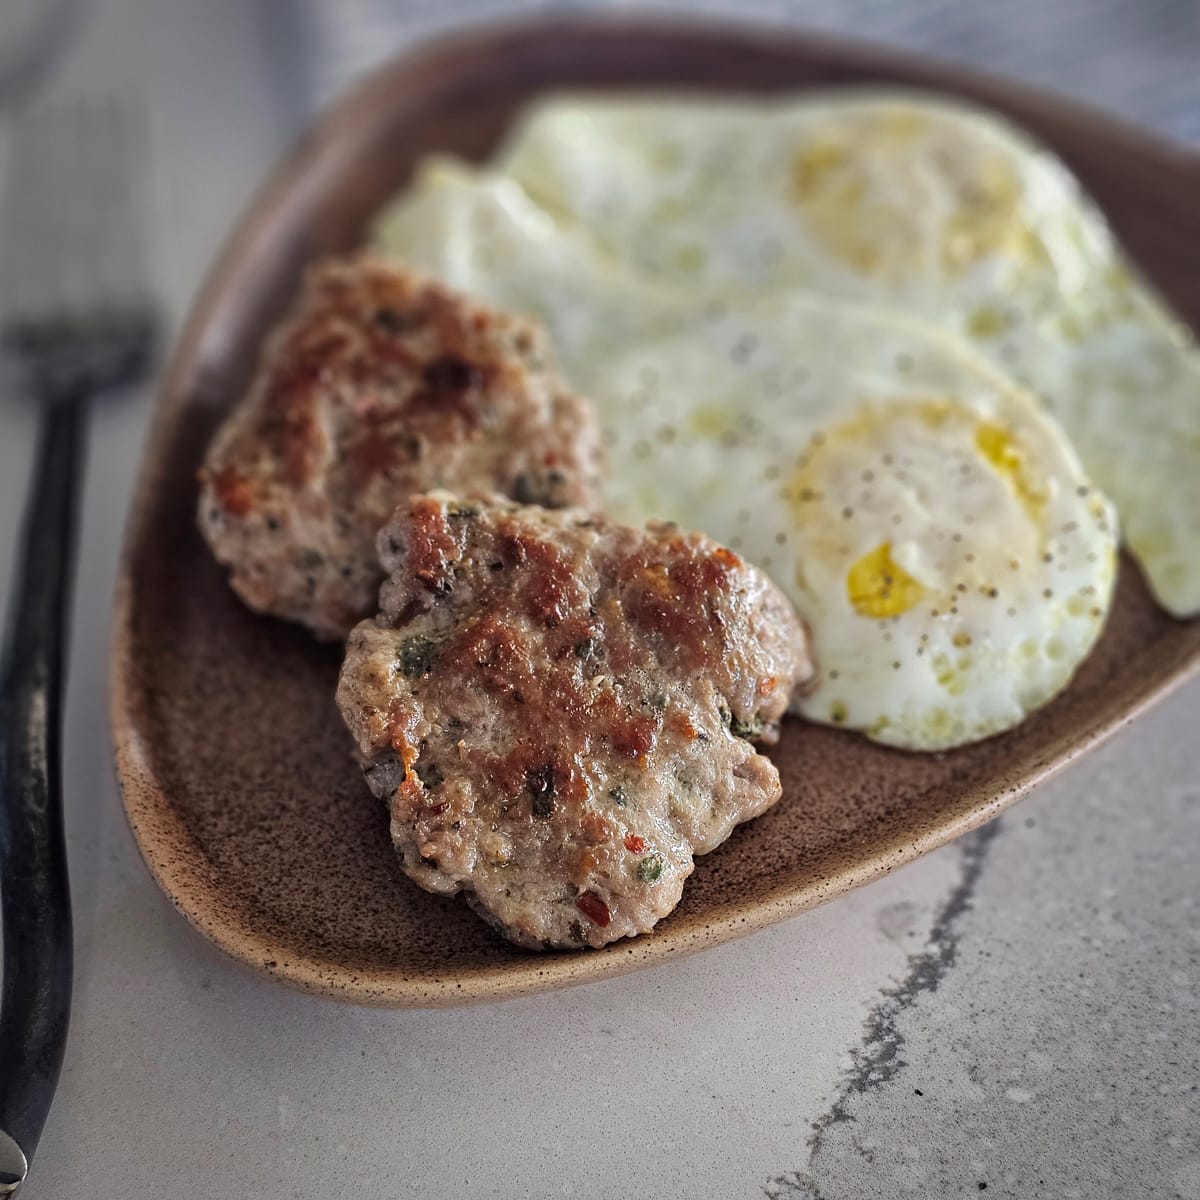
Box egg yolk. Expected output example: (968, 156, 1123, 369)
(789, 399, 1055, 635)
(787, 109, 1047, 280)
(846, 542, 927, 618)
(974, 422, 1046, 517)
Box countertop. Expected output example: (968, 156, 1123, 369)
(0, 1, 1196, 1196)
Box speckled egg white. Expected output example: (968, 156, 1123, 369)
(375, 166, 1118, 750)
(499, 90, 1200, 617)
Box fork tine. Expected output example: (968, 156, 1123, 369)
(1, 98, 151, 328)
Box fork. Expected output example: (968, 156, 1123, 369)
(0, 100, 155, 1197)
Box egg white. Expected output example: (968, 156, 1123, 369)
(499, 90, 1200, 617)
(580, 300, 1118, 751)
(374, 157, 668, 371)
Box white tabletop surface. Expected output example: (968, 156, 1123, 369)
(0, 2, 1197, 1197)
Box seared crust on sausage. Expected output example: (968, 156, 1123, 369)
(336, 492, 814, 949)
(198, 256, 602, 640)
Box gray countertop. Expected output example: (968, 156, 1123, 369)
(0, 2, 1196, 1197)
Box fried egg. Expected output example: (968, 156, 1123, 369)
(374, 157, 665, 371)
(375, 165, 1118, 750)
(500, 90, 1200, 616)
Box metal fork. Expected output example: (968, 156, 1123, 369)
(0, 100, 155, 1197)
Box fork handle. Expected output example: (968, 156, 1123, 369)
(0, 396, 87, 1195)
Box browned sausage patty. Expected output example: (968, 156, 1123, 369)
(197, 256, 602, 640)
(336, 492, 814, 949)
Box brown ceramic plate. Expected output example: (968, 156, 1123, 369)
(111, 17, 1200, 1006)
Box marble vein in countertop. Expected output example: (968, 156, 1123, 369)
(761, 685, 1200, 1200)
(763, 819, 1002, 1200)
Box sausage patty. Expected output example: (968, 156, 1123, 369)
(197, 255, 602, 640)
(336, 492, 814, 949)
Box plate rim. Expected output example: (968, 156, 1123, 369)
(110, 14, 1200, 1007)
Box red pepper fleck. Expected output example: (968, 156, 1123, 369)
(624, 834, 647, 853)
(426, 802, 450, 816)
(210, 466, 255, 518)
(576, 890, 611, 928)
(667, 709, 699, 740)
(758, 676, 778, 697)
(711, 546, 742, 571)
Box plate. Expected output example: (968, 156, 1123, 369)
(111, 17, 1200, 1006)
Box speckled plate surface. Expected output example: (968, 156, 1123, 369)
(111, 17, 1200, 1006)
